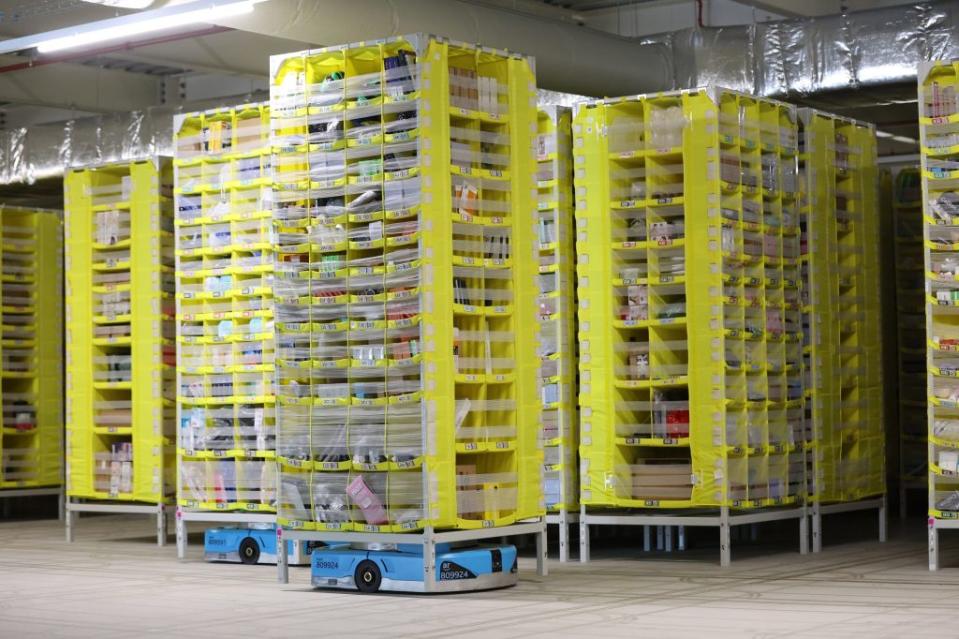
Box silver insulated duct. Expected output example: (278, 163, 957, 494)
(646, 0, 959, 96)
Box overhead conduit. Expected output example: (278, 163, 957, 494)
(207, 0, 674, 97)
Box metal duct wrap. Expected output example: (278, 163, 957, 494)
(654, 0, 959, 97)
(536, 89, 593, 106)
(0, 107, 174, 185)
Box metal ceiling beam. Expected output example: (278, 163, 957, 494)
(732, 0, 918, 18)
(723, 0, 812, 17)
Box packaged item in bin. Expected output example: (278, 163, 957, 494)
(629, 351, 649, 380)
(454, 183, 479, 215)
(666, 408, 690, 438)
(649, 222, 674, 243)
(260, 462, 276, 508)
(346, 475, 388, 525)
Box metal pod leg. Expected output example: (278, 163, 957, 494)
(811, 502, 822, 553)
(536, 523, 548, 576)
(156, 506, 167, 547)
(879, 496, 888, 543)
(558, 509, 569, 563)
(175, 509, 187, 560)
(719, 506, 731, 568)
(799, 506, 809, 555)
(579, 505, 590, 563)
(677, 525, 686, 551)
(65, 503, 75, 543)
(929, 521, 940, 572)
(277, 527, 289, 584)
(423, 528, 436, 593)
(643, 525, 651, 552)
(58, 490, 65, 522)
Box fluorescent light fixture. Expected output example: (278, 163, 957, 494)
(877, 130, 918, 145)
(0, 0, 267, 56)
(891, 135, 918, 145)
(79, 1, 157, 8)
(37, 0, 256, 53)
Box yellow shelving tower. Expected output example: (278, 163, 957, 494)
(798, 109, 885, 551)
(574, 88, 807, 566)
(919, 60, 959, 570)
(0, 207, 63, 510)
(270, 34, 546, 588)
(536, 106, 578, 561)
(172, 103, 282, 559)
(892, 168, 926, 517)
(64, 159, 176, 544)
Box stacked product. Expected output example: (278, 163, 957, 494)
(892, 168, 926, 515)
(0, 208, 63, 497)
(173, 104, 277, 556)
(797, 109, 884, 550)
(574, 89, 806, 565)
(64, 160, 176, 543)
(536, 106, 578, 561)
(269, 35, 542, 546)
(920, 61, 959, 570)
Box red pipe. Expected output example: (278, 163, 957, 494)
(696, 0, 705, 28)
(0, 25, 231, 75)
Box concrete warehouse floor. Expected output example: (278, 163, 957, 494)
(1, 510, 958, 638)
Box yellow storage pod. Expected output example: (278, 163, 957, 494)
(270, 35, 545, 579)
(64, 159, 175, 543)
(537, 106, 578, 560)
(920, 59, 959, 570)
(891, 168, 926, 516)
(0, 207, 63, 500)
(173, 103, 278, 557)
(797, 109, 885, 550)
(574, 88, 807, 566)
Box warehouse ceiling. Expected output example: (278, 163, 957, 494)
(0, 0, 933, 157)
(0, 0, 311, 126)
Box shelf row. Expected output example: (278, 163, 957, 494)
(921, 62, 959, 521)
(175, 104, 279, 515)
(268, 35, 542, 532)
(0, 209, 62, 490)
(66, 160, 176, 504)
(575, 88, 808, 509)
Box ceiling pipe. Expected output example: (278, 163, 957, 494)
(209, 0, 674, 96)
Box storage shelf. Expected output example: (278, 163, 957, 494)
(175, 103, 278, 522)
(921, 62, 959, 573)
(798, 109, 884, 514)
(270, 34, 541, 536)
(65, 160, 175, 507)
(537, 105, 577, 521)
(0, 209, 63, 494)
(893, 166, 926, 516)
(0, 212, 63, 497)
(575, 88, 805, 515)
